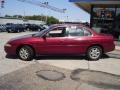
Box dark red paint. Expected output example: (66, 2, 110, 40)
(4, 24, 115, 56)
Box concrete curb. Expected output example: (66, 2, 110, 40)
(115, 46, 120, 50)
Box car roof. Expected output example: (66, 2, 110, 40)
(50, 23, 88, 28)
(49, 24, 97, 35)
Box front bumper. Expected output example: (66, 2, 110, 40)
(4, 45, 16, 55)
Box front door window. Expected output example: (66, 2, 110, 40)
(46, 27, 66, 37)
(40, 26, 67, 54)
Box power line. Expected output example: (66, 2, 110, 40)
(18, 0, 66, 13)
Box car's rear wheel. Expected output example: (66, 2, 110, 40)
(87, 46, 102, 60)
(18, 46, 34, 61)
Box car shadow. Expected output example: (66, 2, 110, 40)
(5, 54, 120, 61)
(35, 55, 86, 61)
(5, 54, 18, 59)
(101, 54, 110, 59)
(101, 53, 120, 60)
(106, 53, 120, 59)
(35, 54, 113, 61)
(5, 54, 86, 61)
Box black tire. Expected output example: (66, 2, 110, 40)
(8, 29, 12, 33)
(18, 46, 34, 61)
(38, 29, 41, 32)
(23, 29, 26, 32)
(86, 46, 102, 61)
(17, 29, 20, 33)
(7, 29, 11, 33)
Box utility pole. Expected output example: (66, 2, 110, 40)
(0, 0, 5, 18)
(61, 8, 67, 24)
(0, 0, 5, 8)
(42, 1, 49, 24)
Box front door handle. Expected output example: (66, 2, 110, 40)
(59, 40, 64, 42)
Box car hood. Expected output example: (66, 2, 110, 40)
(9, 34, 34, 42)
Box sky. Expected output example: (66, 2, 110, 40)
(0, 0, 90, 22)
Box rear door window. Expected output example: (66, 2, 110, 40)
(66, 26, 91, 37)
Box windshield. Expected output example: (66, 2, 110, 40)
(33, 25, 55, 37)
(33, 27, 50, 37)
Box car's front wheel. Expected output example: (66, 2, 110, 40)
(18, 46, 34, 61)
(87, 46, 102, 60)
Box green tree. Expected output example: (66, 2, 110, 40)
(4, 14, 59, 24)
(47, 16, 59, 25)
(5, 14, 11, 17)
(13, 15, 23, 18)
(24, 15, 59, 24)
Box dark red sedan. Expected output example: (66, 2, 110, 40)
(4, 24, 115, 61)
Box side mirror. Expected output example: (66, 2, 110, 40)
(42, 35, 46, 38)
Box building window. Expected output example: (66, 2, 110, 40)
(116, 8, 120, 20)
(93, 8, 115, 19)
(93, 7, 115, 28)
(113, 8, 120, 40)
(92, 6, 120, 40)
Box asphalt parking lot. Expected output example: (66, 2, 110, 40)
(0, 32, 120, 90)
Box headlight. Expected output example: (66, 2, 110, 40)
(5, 44, 12, 47)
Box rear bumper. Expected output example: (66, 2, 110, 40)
(104, 43, 115, 53)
